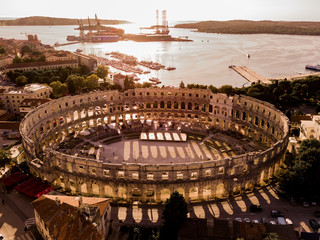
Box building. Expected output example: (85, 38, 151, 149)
(19, 98, 51, 117)
(20, 87, 289, 203)
(44, 50, 75, 62)
(5, 60, 78, 72)
(73, 52, 97, 71)
(32, 195, 112, 240)
(0, 55, 14, 68)
(300, 115, 320, 140)
(0, 83, 52, 114)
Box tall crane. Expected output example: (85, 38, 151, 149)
(78, 19, 85, 41)
(95, 13, 101, 28)
(161, 10, 169, 35)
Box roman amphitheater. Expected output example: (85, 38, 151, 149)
(20, 87, 289, 203)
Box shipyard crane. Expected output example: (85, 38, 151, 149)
(161, 10, 169, 35)
(87, 16, 93, 36)
(95, 13, 101, 28)
(78, 19, 85, 41)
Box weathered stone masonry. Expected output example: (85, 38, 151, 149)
(20, 87, 289, 202)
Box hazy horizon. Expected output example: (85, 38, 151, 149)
(1, 0, 320, 25)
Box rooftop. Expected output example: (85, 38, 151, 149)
(32, 195, 110, 240)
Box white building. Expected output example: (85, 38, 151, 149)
(299, 115, 320, 140)
(0, 83, 52, 114)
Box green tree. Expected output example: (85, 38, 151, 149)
(124, 76, 135, 90)
(276, 139, 320, 198)
(263, 233, 280, 240)
(21, 45, 33, 56)
(0, 148, 11, 168)
(13, 55, 23, 64)
(95, 65, 109, 80)
(15, 75, 28, 86)
(0, 46, 6, 55)
(66, 74, 84, 94)
(179, 81, 185, 88)
(84, 74, 99, 91)
(161, 191, 188, 240)
(50, 81, 68, 98)
(218, 85, 234, 96)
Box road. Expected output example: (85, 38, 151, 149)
(110, 186, 319, 234)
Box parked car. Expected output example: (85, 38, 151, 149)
(303, 202, 309, 207)
(271, 210, 283, 217)
(261, 218, 268, 224)
(269, 220, 276, 225)
(314, 211, 320, 217)
(289, 197, 297, 206)
(277, 217, 286, 225)
(252, 219, 259, 224)
(244, 218, 250, 223)
(235, 218, 242, 222)
(286, 218, 293, 226)
(250, 204, 263, 212)
(309, 219, 319, 232)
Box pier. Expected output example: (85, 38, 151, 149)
(230, 65, 320, 84)
(53, 41, 81, 47)
(230, 66, 271, 84)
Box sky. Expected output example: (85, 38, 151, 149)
(1, 0, 320, 25)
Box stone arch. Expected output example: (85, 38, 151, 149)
(189, 187, 198, 200)
(160, 101, 165, 108)
(167, 101, 172, 109)
(117, 187, 127, 200)
(181, 102, 185, 109)
(216, 183, 226, 198)
(188, 102, 192, 110)
(160, 188, 170, 201)
(104, 185, 114, 198)
(92, 183, 100, 195)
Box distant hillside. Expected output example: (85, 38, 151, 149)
(0, 16, 129, 26)
(174, 20, 320, 35)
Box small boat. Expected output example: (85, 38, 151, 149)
(76, 49, 83, 53)
(166, 67, 176, 71)
(149, 77, 161, 84)
(306, 64, 320, 71)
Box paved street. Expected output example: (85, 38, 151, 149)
(110, 186, 319, 234)
(0, 191, 35, 239)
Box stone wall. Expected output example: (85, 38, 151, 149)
(20, 87, 289, 202)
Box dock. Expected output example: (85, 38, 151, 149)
(230, 66, 271, 84)
(269, 71, 320, 81)
(53, 41, 81, 47)
(230, 65, 320, 85)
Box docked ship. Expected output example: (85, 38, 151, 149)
(66, 14, 122, 43)
(306, 64, 320, 71)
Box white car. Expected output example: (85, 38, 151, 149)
(244, 218, 251, 223)
(252, 219, 259, 224)
(286, 218, 293, 225)
(269, 220, 276, 225)
(235, 218, 242, 222)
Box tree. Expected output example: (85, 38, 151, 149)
(179, 81, 185, 88)
(276, 139, 320, 199)
(263, 233, 280, 240)
(66, 74, 84, 94)
(13, 55, 23, 64)
(15, 75, 28, 86)
(124, 76, 135, 90)
(0, 148, 11, 168)
(218, 85, 234, 96)
(84, 74, 99, 91)
(161, 191, 188, 240)
(21, 44, 33, 56)
(0, 46, 6, 55)
(50, 81, 68, 98)
(95, 65, 109, 80)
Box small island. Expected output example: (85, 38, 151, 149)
(174, 20, 320, 35)
(0, 16, 129, 26)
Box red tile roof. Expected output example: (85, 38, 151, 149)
(32, 196, 105, 240)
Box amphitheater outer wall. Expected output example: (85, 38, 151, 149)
(20, 87, 289, 202)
